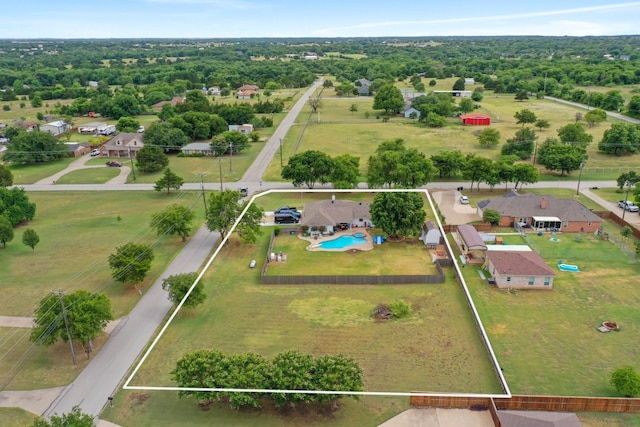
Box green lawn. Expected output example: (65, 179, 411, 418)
(54, 167, 120, 184)
(465, 233, 640, 396)
(0, 408, 38, 427)
(8, 157, 77, 185)
(114, 228, 503, 425)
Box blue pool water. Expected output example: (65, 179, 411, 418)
(319, 234, 366, 249)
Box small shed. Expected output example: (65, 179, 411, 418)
(460, 114, 491, 126)
(455, 224, 487, 264)
(420, 221, 442, 249)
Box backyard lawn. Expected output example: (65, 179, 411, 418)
(464, 232, 640, 397)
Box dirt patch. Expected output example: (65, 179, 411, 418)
(129, 392, 150, 406)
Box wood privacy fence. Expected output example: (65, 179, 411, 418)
(410, 394, 640, 414)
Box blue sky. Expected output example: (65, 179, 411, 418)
(2, 0, 639, 38)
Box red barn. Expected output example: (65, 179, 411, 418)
(460, 114, 491, 126)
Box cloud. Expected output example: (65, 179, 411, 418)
(145, 0, 267, 9)
(314, 2, 640, 36)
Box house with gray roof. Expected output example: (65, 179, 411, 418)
(419, 221, 442, 249)
(478, 193, 601, 233)
(102, 133, 144, 158)
(181, 142, 214, 156)
(300, 199, 372, 232)
(41, 120, 71, 136)
(355, 78, 372, 96)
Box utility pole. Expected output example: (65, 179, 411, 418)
(128, 147, 136, 181)
(279, 138, 283, 172)
(229, 142, 233, 173)
(199, 173, 207, 212)
(218, 157, 223, 191)
(576, 161, 585, 196)
(55, 290, 77, 365)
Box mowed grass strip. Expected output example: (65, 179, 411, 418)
(465, 233, 640, 396)
(0, 191, 205, 318)
(130, 232, 503, 395)
(54, 167, 121, 184)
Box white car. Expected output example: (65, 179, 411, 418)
(459, 195, 469, 204)
(137, 126, 145, 133)
(90, 149, 101, 157)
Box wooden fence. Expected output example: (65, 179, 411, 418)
(409, 394, 640, 414)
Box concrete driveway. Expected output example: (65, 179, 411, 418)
(431, 190, 481, 225)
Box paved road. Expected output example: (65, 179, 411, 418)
(544, 95, 640, 124)
(43, 225, 219, 418)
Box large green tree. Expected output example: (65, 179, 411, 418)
(557, 123, 593, 147)
(136, 144, 169, 173)
(281, 150, 334, 188)
(3, 130, 67, 164)
(0, 187, 36, 226)
(32, 406, 95, 427)
(330, 154, 360, 189)
(235, 203, 265, 244)
(476, 128, 501, 148)
(144, 122, 190, 151)
(0, 215, 14, 248)
(108, 242, 154, 288)
(367, 139, 435, 188)
(512, 163, 540, 190)
(372, 83, 404, 115)
(584, 109, 607, 127)
(370, 192, 426, 239)
(598, 122, 640, 155)
(161, 272, 206, 308)
(210, 130, 250, 156)
(150, 204, 195, 242)
(537, 140, 586, 176)
(205, 189, 263, 243)
(115, 116, 140, 132)
(501, 127, 537, 160)
(0, 164, 13, 186)
(430, 150, 466, 178)
(30, 290, 113, 349)
(514, 109, 537, 127)
(154, 168, 184, 193)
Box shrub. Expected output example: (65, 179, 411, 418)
(611, 366, 640, 397)
(273, 226, 281, 236)
(388, 300, 412, 319)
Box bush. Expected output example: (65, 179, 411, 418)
(611, 366, 640, 397)
(388, 300, 412, 319)
(273, 226, 281, 236)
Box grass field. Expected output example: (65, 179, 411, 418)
(8, 157, 77, 185)
(464, 233, 640, 396)
(0, 408, 37, 427)
(55, 167, 121, 184)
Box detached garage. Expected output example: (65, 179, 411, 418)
(460, 114, 491, 126)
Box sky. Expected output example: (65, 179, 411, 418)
(2, 0, 640, 39)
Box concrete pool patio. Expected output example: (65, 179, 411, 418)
(299, 227, 375, 252)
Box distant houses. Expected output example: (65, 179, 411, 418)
(41, 120, 71, 136)
(102, 133, 144, 158)
(237, 84, 259, 99)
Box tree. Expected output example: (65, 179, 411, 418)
(32, 406, 95, 427)
(367, 139, 435, 188)
(205, 189, 251, 242)
(0, 215, 14, 248)
(116, 116, 140, 132)
(598, 122, 640, 155)
(308, 97, 322, 113)
(210, 131, 250, 156)
(627, 96, 640, 119)
(0, 164, 13, 186)
(150, 204, 194, 242)
(136, 145, 169, 173)
(462, 154, 494, 191)
(22, 228, 40, 250)
(458, 98, 475, 114)
(282, 150, 333, 188)
(483, 209, 501, 225)
(3, 130, 67, 164)
(610, 366, 640, 397)
(236, 203, 265, 244)
(477, 128, 501, 148)
(162, 272, 205, 308)
(534, 119, 551, 131)
(313, 354, 364, 408)
(330, 154, 360, 189)
(154, 168, 184, 193)
(172, 349, 232, 406)
(30, 290, 113, 349)
(557, 123, 593, 147)
(349, 103, 358, 114)
(452, 78, 465, 91)
(537, 140, 586, 176)
(372, 83, 404, 115)
(621, 225, 633, 240)
(515, 90, 529, 101)
(370, 192, 426, 239)
(430, 150, 466, 178)
(616, 171, 639, 190)
(501, 127, 537, 160)
(574, 112, 583, 123)
(425, 112, 445, 127)
(514, 109, 537, 127)
(512, 163, 540, 190)
(108, 242, 154, 288)
(144, 122, 189, 151)
(0, 187, 36, 226)
(30, 94, 43, 109)
(584, 109, 607, 127)
(269, 350, 316, 406)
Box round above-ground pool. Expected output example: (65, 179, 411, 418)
(318, 233, 367, 250)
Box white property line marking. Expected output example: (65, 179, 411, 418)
(123, 188, 511, 398)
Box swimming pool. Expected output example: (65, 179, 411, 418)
(318, 234, 367, 249)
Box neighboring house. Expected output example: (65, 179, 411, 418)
(304, 52, 319, 60)
(419, 221, 442, 249)
(237, 84, 259, 92)
(88, 81, 99, 88)
(78, 122, 108, 134)
(619, 55, 631, 61)
(454, 224, 487, 264)
(478, 193, 602, 233)
(181, 142, 214, 156)
(102, 133, 144, 158)
(64, 142, 92, 157)
(403, 105, 421, 119)
(355, 78, 372, 96)
(464, 78, 475, 85)
(460, 114, 491, 126)
(300, 199, 372, 232)
(228, 124, 254, 134)
(152, 96, 185, 112)
(433, 90, 472, 98)
(485, 246, 556, 290)
(41, 120, 71, 136)
(17, 121, 38, 132)
(237, 89, 258, 99)
(209, 86, 221, 96)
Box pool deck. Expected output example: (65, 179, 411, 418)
(300, 227, 374, 252)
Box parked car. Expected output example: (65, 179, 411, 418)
(274, 213, 299, 224)
(459, 195, 469, 204)
(106, 161, 122, 167)
(618, 200, 639, 212)
(275, 207, 301, 218)
(90, 149, 101, 157)
(239, 187, 248, 197)
(137, 126, 145, 133)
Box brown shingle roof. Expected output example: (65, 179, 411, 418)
(487, 251, 556, 277)
(482, 194, 601, 223)
(457, 224, 486, 250)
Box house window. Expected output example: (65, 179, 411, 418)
(528, 277, 534, 286)
(563, 221, 568, 228)
(134, 141, 137, 145)
(544, 277, 551, 286)
(588, 222, 592, 226)
(506, 277, 511, 282)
